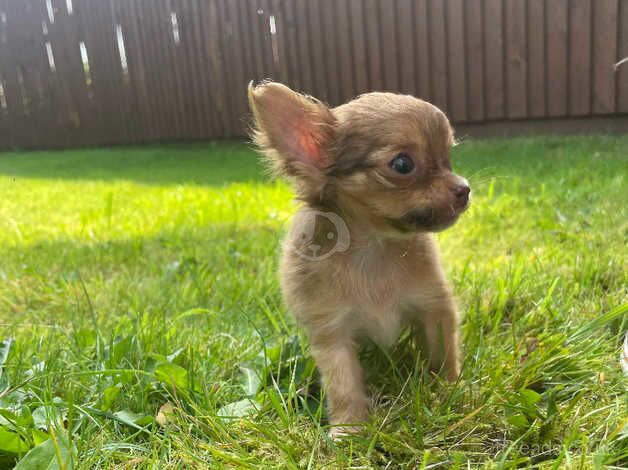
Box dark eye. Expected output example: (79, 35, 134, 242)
(389, 153, 415, 174)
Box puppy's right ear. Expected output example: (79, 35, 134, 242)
(248, 82, 336, 180)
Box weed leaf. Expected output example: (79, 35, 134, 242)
(14, 433, 73, 470)
(154, 362, 188, 390)
(217, 399, 259, 418)
(0, 427, 29, 454)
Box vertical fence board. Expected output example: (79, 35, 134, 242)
(3, 1, 30, 147)
(175, 0, 198, 138)
(294, 0, 313, 93)
(245, 2, 267, 82)
(280, 0, 302, 91)
(113, 0, 142, 143)
(397, 0, 415, 95)
(414, 0, 431, 101)
(17, 0, 54, 147)
(334, 0, 354, 101)
(364, 0, 383, 90)
(465, 0, 484, 122)
(115, 1, 149, 141)
(568, 0, 591, 116)
(306, 0, 328, 101)
(505, 0, 527, 118)
(137, 0, 169, 139)
(226, 0, 250, 133)
(349, 0, 368, 94)
(0, 0, 12, 147)
(216, 0, 236, 135)
(270, 0, 289, 85)
(428, 0, 448, 111)
(484, 0, 504, 119)
(527, 0, 545, 117)
(447, 0, 467, 121)
(188, 0, 210, 137)
(321, 0, 341, 105)
(201, 0, 229, 137)
(592, 0, 619, 114)
(380, 0, 399, 92)
(619, 0, 628, 112)
(546, 0, 568, 116)
(190, 0, 216, 138)
(157, 0, 185, 138)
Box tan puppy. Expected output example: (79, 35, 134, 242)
(248, 82, 470, 436)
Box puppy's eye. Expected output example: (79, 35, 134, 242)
(389, 153, 415, 174)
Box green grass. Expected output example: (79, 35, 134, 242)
(0, 137, 626, 468)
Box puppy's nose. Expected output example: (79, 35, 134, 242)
(451, 183, 470, 207)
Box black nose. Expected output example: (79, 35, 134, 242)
(451, 183, 470, 207)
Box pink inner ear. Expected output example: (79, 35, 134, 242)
(292, 120, 324, 168)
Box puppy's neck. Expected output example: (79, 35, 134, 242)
(304, 198, 418, 252)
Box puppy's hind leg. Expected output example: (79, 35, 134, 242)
(310, 333, 368, 437)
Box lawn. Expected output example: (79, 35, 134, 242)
(0, 136, 626, 468)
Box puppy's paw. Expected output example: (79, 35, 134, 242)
(446, 366, 461, 382)
(329, 424, 363, 440)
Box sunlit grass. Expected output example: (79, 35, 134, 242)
(0, 137, 626, 468)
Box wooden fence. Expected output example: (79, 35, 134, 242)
(0, 0, 627, 150)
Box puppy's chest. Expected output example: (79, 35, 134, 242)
(339, 246, 420, 344)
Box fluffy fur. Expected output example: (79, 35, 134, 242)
(248, 82, 470, 436)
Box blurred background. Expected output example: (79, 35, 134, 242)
(2, 0, 627, 150)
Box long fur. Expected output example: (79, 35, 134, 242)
(248, 82, 470, 436)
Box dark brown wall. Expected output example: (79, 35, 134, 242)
(0, 0, 626, 150)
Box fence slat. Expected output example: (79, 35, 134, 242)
(349, 0, 368, 95)
(380, 0, 400, 92)
(2, 0, 29, 147)
(414, 0, 431, 101)
(279, 0, 301, 91)
(294, 0, 313, 94)
(527, 0, 546, 117)
(113, 0, 142, 143)
(505, 0, 527, 118)
(447, 0, 467, 121)
(465, 0, 484, 122)
(364, 0, 383, 90)
(619, 0, 628, 112)
(320, 0, 341, 105)
(428, 0, 448, 112)
(306, 0, 328, 101)
(592, 0, 619, 114)
(546, 0, 568, 116)
(397, 0, 415, 95)
(0, 0, 13, 147)
(484, 0, 505, 119)
(270, 0, 289, 85)
(568, 0, 592, 116)
(334, 0, 354, 101)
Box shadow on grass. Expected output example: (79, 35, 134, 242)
(0, 222, 284, 330)
(0, 141, 267, 186)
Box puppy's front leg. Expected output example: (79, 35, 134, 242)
(310, 334, 368, 435)
(420, 296, 461, 381)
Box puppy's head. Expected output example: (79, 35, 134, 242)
(248, 82, 470, 234)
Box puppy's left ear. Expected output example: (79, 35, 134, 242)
(248, 81, 336, 180)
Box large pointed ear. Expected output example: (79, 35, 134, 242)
(248, 81, 336, 177)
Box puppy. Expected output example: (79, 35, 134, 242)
(248, 82, 470, 435)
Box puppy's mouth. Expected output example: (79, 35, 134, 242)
(390, 204, 467, 233)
